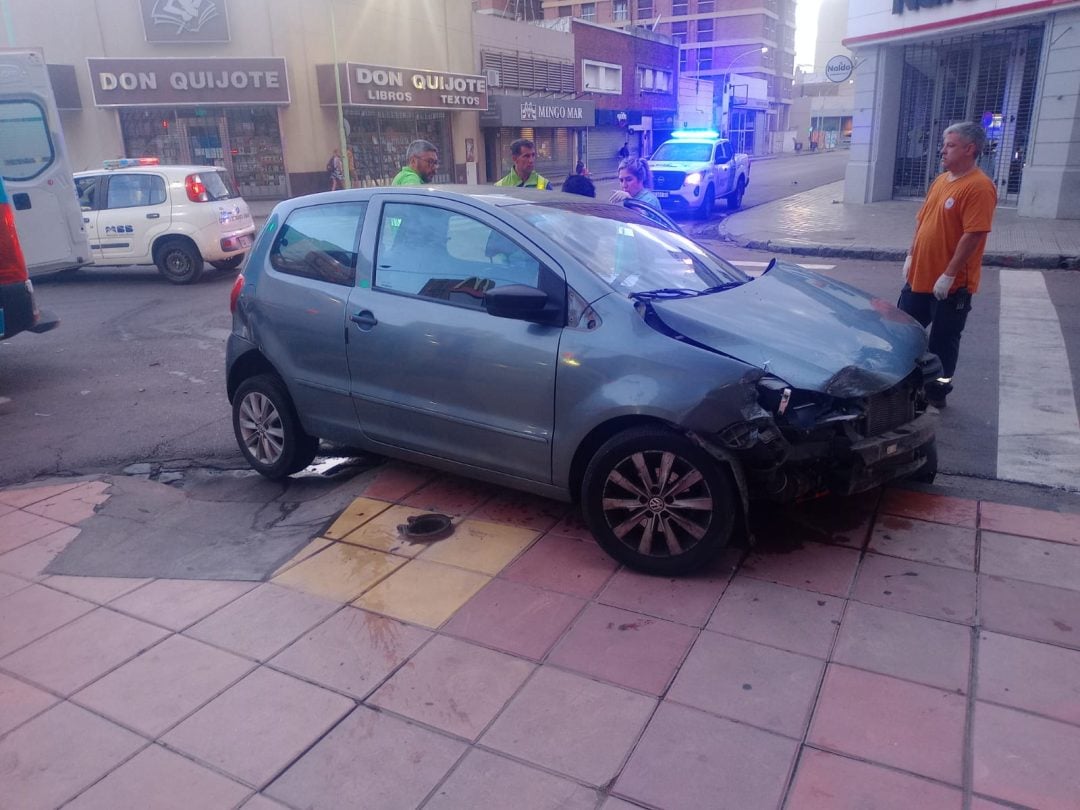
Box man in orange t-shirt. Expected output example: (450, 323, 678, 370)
(900, 121, 997, 408)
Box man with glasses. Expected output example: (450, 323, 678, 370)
(392, 140, 440, 185)
(494, 138, 548, 189)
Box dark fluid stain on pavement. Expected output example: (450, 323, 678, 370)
(817, 600, 826, 607)
(883, 590, 893, 595)
(881, 516, 915, 531)
(1053, 620, 1073, 632)
(742, 683, 753, 690)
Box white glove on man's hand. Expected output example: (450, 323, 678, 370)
(933, 273, 954, 300)
(608, 190, 630, 204)
(902, 255, 912, 282)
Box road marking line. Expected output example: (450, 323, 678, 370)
(997, 271, 1080, 490)
(730, 260, 836, 270)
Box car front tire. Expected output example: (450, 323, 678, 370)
(232, 374, 319, 479)
(696, 185, 715, 220)
(581, 426, 736, 575)
(727, 177, 746, 210)
(156, 239, 205, 284)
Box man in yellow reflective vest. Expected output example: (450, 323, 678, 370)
(494, 138, 549, 189)
(392, 140, 440, 186)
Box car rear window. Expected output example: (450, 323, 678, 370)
(202, 170, 238, 201)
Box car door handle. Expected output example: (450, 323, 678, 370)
(350, 310, 378, 330)
(146, 213, 160, 219)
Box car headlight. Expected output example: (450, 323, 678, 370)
(683, 172, 702, 186)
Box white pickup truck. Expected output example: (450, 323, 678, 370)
(648, 131, 751, 219)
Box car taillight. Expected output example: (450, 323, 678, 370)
(185, 174, 209, 202)
(229, 273, 245, 313)
(0, 202, 29, 285)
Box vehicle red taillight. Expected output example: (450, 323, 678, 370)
(0, 203, 29, 285)
(229, 273, 245, 314)
(185, 174, 209, 202)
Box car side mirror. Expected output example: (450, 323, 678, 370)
(485, 283, 550, 321)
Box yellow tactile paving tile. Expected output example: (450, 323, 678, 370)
(338, 505, 445, 558)
(417, 519, 538, 575)
(272, 543, 405, 603)
(353, 559, 490, 629)
(322, 497, 394, 540)
(271, 538, 333, 578)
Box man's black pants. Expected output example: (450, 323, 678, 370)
(897, 284, 973, 398)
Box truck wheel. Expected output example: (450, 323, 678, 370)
(696, 185, 715, 220)
(727, 177, 746, 210)
(156, 239, 205, 285)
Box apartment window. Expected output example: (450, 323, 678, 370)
(762, 49, 775, 69)
(764, 17, 777, 42)
(637, 0, 653, 17)
(557, 4, 571, 15)
(670, 20, 687, 44)
(672, 0, 689, 15)
(614, 0, 628, 21)
(580, 2, 596, 21)
(583, 59, 622, 93)
(697, 17, 713, 40)
(698, 0, 714, 11)
(679, 47, 688, 72)
(697, 48, 713, 71)
(638, 66, 672, 92)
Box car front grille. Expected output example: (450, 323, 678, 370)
(652, 171, 686, 190)
(865, 383, 915, 436)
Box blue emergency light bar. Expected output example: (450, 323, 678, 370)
(102, 157, 160, 169)
(671, 129, 720, 140)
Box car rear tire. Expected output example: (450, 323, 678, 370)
(581, 426, 736, 575)
(232, 374, 319, 479)
(211, 254, 244, 272)
(727, 177, 746, 210)
(156, 239, 205, 285)
(696, 185, 715, 220)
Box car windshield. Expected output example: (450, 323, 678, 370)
(202, 170, 238, 201)
(651, 141, 712, 162)
(506, 202, 749, 296)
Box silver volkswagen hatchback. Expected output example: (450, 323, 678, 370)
(227, 187, 938, 575)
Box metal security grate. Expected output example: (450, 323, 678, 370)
(893, 24, 1043, 206)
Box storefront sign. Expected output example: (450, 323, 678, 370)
(892, 0, 974, 13)
(87, 58, 290, 106)
(140, 0, 231, 43)
(481, 95, 595, 128)
(344, 63, 488, 110)
(825, 55, 854, 82)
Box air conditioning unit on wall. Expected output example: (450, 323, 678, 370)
(485, 68, 501, 87)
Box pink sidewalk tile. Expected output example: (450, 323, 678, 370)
(73, 634, 254, 738)
(357, 462, 435, 501)
(240, 797, 290, 810)
(0, 701, 145, 810)
(270, 607, 430, 700)
(786, 748, 963, 810)
(469, 488, 568, 532)
(0, 526, 78, 580)
(64, 744, 250, 810)
(1, 607, 170, 695)
(615, 700, 797, 810)
(977, 631, 1080, 726)
(426, 748, 598, 810)
(869, 514, 976, 570)
(972, 701, 1080, 810)
(807, 664, 966, 784)
(980, 531, 1080, 592)
(266, 706, 466, 810)
(21, 480, 110, 524)
(0, 570, 29, 598)
(668, 631, 823, 738)
(741, 542, 861, 598)
(753, 490, 879, 550)
(185, 583, 340, 662)
(501, 533, 618, 598)
(161, 667, 354, 788)
(442, 578, 585, 661)
(707, 578, 844, 659)
(401, 475, 495, 515)
(979, 501, 1080, 546)
(832, 602, 972, 693)
(0, 481, 83, 509)
(370, 635, 533, 740)
(0, 671, 58, 736)
(109, 578, 256, 631)
(547, 509, 595, 541)
(597, 565, 729, 627)
(0, 583, 95, 657)
(880, 489, 978, 528)
(0, 509, 70, 554)
(480, 666, 656, 786)
(852, 553, 976, 623)
(43, 574, 151, 603)
(979, 574, 1080, 650)
(547, 602, 698, 695)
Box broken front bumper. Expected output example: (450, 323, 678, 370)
(833, 409, 938, 495)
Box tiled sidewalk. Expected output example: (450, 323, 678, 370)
(1, 469, 1079, 810)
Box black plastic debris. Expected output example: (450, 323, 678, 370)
(397, 513, 454, 542)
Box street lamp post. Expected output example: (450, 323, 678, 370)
(721, 46, 767, 150)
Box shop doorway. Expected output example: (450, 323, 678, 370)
(892, 24, 1043, 206)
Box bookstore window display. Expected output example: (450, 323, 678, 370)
(344, 109, 451, 187)
(119, 107, 288, 199)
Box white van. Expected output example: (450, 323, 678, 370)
(0, 49, 91, 277)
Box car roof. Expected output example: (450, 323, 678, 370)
(74, 164, 229, 177)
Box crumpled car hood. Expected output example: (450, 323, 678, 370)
(649, 262, 928, 396)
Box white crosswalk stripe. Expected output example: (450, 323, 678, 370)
(997, 271, 1080, 489)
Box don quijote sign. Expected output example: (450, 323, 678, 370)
(88, 57, 290, 106)
(346, 63, 487, 111)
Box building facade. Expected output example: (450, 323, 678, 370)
(7, 0, 483, 198)
(540, 0, 795, 154)
(843, 0, 1080, 219)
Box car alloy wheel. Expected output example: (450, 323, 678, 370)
(582, 426, 735, 575)
(232, 374, 319, 479)
(155, 239, 205, 284)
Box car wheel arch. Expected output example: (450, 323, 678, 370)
(566, 415, 682, 503)
(151, 233, 200, 264)
(227, 349, 280, 403)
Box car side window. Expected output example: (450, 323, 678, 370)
(716, 143, 731, 163)
(374, 202, 541, 309)
(105, 174, 165, 209)
(75, 176, 99, 211)
(269, 201, 366, 287)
